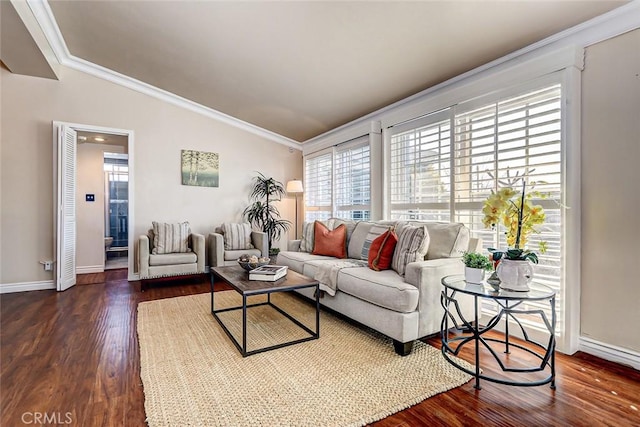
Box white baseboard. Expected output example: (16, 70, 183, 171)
(579, 336, 640, 371)
(76, 265, 104, 274)
(0, 280, 56, 294)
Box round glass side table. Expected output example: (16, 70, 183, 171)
(440, 275, 556, 390)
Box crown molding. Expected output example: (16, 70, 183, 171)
(25, 0, 302, 150)
(10, 0, 60, 78)
(302, 0, 640, 147)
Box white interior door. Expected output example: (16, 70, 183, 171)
(56, 125, 77, 291)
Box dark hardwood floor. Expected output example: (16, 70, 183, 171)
(1, 270, 639, 426)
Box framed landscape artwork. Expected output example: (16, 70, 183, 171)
(181, 149, 219, 187)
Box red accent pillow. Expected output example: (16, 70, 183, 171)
(312, 221, 347, 258)
(368, 229, 398, 271)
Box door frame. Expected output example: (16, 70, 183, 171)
(53, 121, 136, 288)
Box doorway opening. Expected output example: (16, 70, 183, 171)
(54, 122, 135, 291)
(104, 152, 129, 270)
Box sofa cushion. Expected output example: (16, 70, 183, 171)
(149, 252, 197, 266)
(300, 219, 356, 253)
(337, 268, 420, 313)
(368, 229, 398, 271)
(299, 221, 316, 253)
(301, 258, 362, 280)
(312, 222, 347, 258)
(152, 221, 191, 254)
(360, 224, 391, 260)
(328, 218, 358, 249)
(224, 249, 262, 261)
(422, 222, 469, 260)
(392, 225, 430, 276)
(222, 223, 254, 250)
(277, 251, 335, 273)
(347, 222, 373, 259)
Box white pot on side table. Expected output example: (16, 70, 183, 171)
(496, 259, 534, 291)
(464, 267, 486, 284)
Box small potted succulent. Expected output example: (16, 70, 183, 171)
(461, 252, 493, 284)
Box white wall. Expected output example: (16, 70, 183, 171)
(581, 29, 640, 353)
(76, 142, 125, 272)
(0, 65, 302, 285)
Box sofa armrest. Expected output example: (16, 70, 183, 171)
(404, 258, 472, 337)
(191, 233, 205, 273)
(138, 234, 150, 278)
(288, 240, 301, 252)
(251, 231, 269, 257)
(208, 233, 225, 267)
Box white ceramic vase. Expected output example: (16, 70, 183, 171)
(496, 259, 534, 291)
(464, 266, 486, 284)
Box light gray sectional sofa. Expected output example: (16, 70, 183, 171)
(278, 220, 479, 355)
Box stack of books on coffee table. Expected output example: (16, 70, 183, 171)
(249, 265, 288, 281)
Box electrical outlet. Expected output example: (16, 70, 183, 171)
(43, 261, 53, 271)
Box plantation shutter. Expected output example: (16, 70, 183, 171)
(304, 152, 333, 222)
(389, 109, 452, 222)
(334, 139, 371, 220)
(453, 84, 563, 336)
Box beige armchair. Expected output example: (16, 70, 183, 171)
(208, 224, 268, 267)
(138, 223, 205, 284)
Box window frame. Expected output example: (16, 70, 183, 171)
(303, 136, 372, 222)
(383, 71, 580, 353)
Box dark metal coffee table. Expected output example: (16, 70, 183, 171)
(210, 266, 320, 357)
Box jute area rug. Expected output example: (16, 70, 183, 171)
(137, 291, 473, 427)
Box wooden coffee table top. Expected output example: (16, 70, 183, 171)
(211, 265, 318, 296)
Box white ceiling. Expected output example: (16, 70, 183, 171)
(47, 1, 627, 142)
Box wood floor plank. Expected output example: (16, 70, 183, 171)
(1, 270, 639, 426)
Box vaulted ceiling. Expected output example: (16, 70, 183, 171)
(14, 1, 632, 142)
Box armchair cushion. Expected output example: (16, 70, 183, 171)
(222, 223, 254, 250)
(152, 221, 191, 254)
(149, 252, 197, 266)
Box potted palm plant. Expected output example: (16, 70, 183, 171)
(461, 252, 493, 284)
(243, 173, 291, 261)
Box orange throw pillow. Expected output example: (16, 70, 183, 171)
(368, 228, 398, 271)
(312, 221, 347, 258)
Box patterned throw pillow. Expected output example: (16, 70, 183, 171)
(391, 225, 430, 276)
(222, 223, 254, 250)
(312, 221, 347, 258)
(368, 228, 399, 271)
(299, 221, 316, 252)
(152, 221, 191, 254)
(360, 224, 390, 260)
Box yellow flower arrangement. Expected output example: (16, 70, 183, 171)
(482, 172, 547, 263)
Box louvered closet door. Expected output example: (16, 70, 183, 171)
(57, 125, 77, 291)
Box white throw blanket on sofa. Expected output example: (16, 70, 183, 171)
(314, 260, 367, 296)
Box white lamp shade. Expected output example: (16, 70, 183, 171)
(286, 180, 304, 194)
